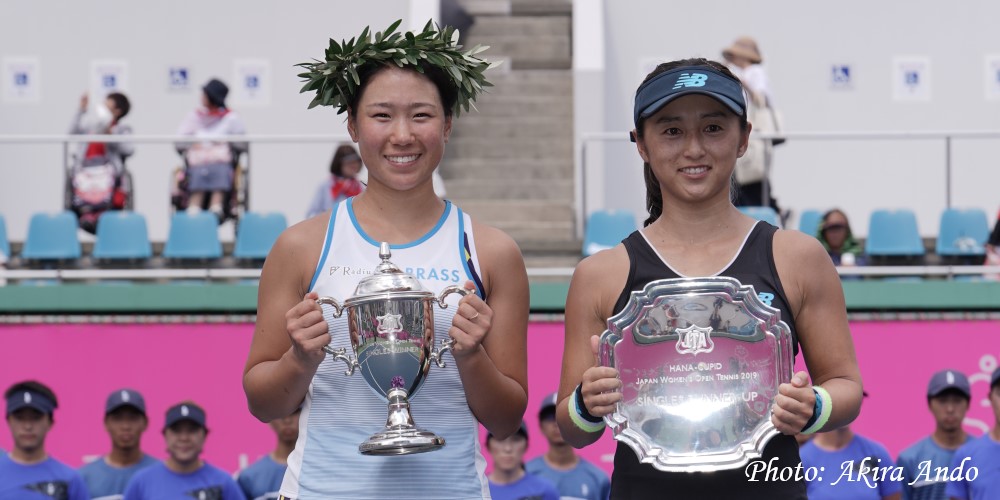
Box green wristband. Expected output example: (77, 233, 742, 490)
(801, 386, 833, 435)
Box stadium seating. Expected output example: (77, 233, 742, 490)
(583, 209, 636, 256)
(92, 211, 153, 261)
(865, 209, 925, 258)
(21, 211, 82, 261)
(738, 206, 781, 227)
(0, 214, 9, 259)
(234, 212, 287, 260)
(798, 209, 824, 237)
(936, 208, 988, 258)
(162, 212, 222, 260)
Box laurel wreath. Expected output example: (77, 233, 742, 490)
(296, 19, 497, 116)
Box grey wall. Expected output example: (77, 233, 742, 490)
(0, 0, 414, 241)
(596, 0, 1000, 237)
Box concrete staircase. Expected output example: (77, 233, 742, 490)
(443, 0, 580, 269)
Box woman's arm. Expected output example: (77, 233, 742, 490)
(555, 248, 629, 448)
(242, 218, 329, 421)
(449, 223, 529, 438)
(772, 230, 864, 434)
(107, 123, 135, 159)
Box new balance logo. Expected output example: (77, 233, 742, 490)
(673, 73, 708, 89)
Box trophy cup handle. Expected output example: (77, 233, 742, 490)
(436, 285, 474, 308)
(315, 296, 344, 317)
(430, 337, 456, 368)
(321, 345, 359, 376)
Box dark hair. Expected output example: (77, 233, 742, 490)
(347, 62, 459, 119)
(106, 92, 130, 120)
(330, 144, 361, 176)
(634, 58, 748, 227)
(927, 388, 971, 405)
(817, 208, 861, 254)
(5, 380, 58, 420)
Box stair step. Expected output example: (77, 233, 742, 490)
(444, 178, 573, 200)
(462, 95, 573, 117)
(452, 118, 572, 140)
(466, 35, 571, 70)
(452, 199, 574, 222)
(439, 158, 572, 180)
(511, 0, 572, 15)
(456, 0, 511, 16)
(470, 16, 570, 36)
(446, 137, 573, 160)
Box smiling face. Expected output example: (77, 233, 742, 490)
(347, 66, 452, 194)
(635, 94, 749, 205)
(163, 420, 206, 467)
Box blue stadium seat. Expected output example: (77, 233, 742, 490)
(234, 212, 287, 259)
(936, 208, 988, 257)
(163, 212, 222, 260)
(93, 211, 153, 260)
(0, 214, 9, 259)
(798, 209, 824, 237)
(865, 209, 925, 257)
(22, 211, 82, 260)
(738, 206, 781, 227)
(583, 209, 637, 256)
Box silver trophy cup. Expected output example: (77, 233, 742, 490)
(317, 242, 471, 455)
(599, 277, 794, 472)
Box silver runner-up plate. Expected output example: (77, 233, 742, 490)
(598, 277, 794, 472)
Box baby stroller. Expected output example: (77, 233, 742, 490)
(170, 145, 249, 224)
(64, 154, 134, 234)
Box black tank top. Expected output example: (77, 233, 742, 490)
(609, 223, 807, 500)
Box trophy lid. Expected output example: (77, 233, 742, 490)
(351, 242, 429, 297)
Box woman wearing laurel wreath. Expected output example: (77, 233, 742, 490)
(556, 58, 863, 499)
(242, 20, 529, 499)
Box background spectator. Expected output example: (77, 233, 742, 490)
(78, 389, 157, 499)
(305, 143, 364, 218)
(0, 380, 88, 500)
(818, 208, 866, 266)
(123, 401, 242, 499)
(487, 422, 559, 500)
(526, 392, 610, 500)
(236, 407, 300, 500)
(944, 367, 1000, 500)
(175, 78, 248, 221)
(800, 422, 902, 500)
(897, 370, 973, 500)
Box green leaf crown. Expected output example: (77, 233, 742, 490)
(296, 19, 496, 116)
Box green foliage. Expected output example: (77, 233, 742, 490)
(296, 19, 497, 116)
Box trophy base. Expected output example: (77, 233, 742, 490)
(359, 427, 446, 455)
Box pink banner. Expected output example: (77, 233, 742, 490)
(0, 320, 997, 476)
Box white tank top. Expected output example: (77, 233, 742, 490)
(280, 198, 491, 499)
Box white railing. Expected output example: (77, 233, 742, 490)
(2, 265, 1000, 282)
(577, 130, 1000, 240)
